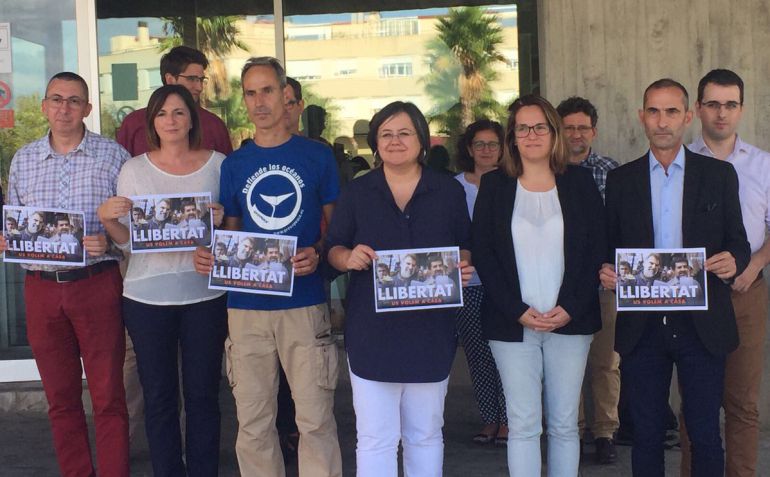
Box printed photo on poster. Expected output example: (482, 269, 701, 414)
(130, 193, 213, 253)
(373, 247, 463, 313)
(208, 230, 297, 296)
(615, 248, 708, 311)
(3, 206, 86, 266)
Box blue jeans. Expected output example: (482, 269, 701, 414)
(124, 295, 228, 477)
(622, 317, 725, 477)
(490, 330, 592, 477)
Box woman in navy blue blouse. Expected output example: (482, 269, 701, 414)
(326, 101, 473, 477)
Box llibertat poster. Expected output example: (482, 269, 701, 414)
(3, 206, 86, 266)
(373, 246, 463, 312)
(208, 230, 296, 296)
(615, 248, 708, 311)
(129, 193, 213, 253)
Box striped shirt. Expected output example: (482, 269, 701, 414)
(577, 149, 619, 202)
(7, 127, 130, 270)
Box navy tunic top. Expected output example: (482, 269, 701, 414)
(325, 167, 471, 383)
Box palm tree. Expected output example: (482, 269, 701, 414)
(159, 16, 250, 101)
(430, 7, 509, 128)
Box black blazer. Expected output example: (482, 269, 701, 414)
(606, 148, 750, 356)
(472, 166, 606, 342)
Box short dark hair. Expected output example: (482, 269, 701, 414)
(697, 69, 744, 105)
(160, 46, 208, 84)
(504, 94, 568, 177)
(456, 119, 504, 172)
(671, 254, 689, 266)
(54, 213, 70, 225)
(286, 77, 302, 101)
(132, 207, 145, 218)
(618, 260, 632, 270)
(643, 78, 689, 110)
(427, 253, 444, 266)
(5, 217, 17, 226)
(241, 57, 287, 89)
(181, 199, 197, 211)
(145, 85, 201, 150)
(367, 101, 430, 164)
(46, 72, 89, 99)
(556, 96, 599, 127)
(265, 239, 280, 250)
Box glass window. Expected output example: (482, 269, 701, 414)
(283, 5, 520, 168)
(0, 0, 80, 362)
(96, 6, 277, 146)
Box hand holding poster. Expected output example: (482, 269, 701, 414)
(208, 230, 297, 296)
(130, 193, 213, 253)
(615, 248, 708, 311)
(3, 206, 86, 266)
(373, 247, 463, 313)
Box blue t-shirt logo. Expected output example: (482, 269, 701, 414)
(246, 168, 304, 231)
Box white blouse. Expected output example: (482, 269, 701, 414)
(454, 172, 482, 287)
(116, 151, 226, 306)
(511, 180, 564, 313)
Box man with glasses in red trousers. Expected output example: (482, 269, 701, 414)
(0, 72, 130, 477)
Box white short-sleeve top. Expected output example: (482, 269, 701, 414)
(116, 151, 226, 305)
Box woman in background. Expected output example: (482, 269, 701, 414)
(454, 119, 509, 446)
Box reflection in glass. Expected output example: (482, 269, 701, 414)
(97, 11, 276, 147)
(283, 5, 519, 167)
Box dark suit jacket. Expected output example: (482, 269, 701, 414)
(472, 166, 606, 342)
(606, 148, 750, 356)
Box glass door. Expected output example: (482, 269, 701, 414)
(0, 0, 81, 382)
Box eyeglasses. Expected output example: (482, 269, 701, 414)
(45, 95, 87, 109)
(513, 123, 551, 138)
(563, 125, 594, 135)
(700, 100, 741, 112)
(471, 141, 501, 151)
(378, 130, 417, 143)
(176, 74, 208, 84)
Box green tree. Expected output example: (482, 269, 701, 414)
(423, 7, 509, 135)
(99, 103, 120, 140)
(159, 16, 250, 100)
(209, 78, 254, 146)
(0, 94, 48, 190)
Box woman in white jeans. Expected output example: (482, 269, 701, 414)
(472, 94, 606, 476)
(326, 101, 473, 477)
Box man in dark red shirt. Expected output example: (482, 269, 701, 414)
(116, 45, 233, 157)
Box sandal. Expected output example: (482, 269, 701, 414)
(494, 425, 509, 447)
(473, 432, 496, 444)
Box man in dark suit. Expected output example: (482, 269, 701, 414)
(599, 78, 750, 477)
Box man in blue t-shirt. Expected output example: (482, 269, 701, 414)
(195, 57, 342, 477)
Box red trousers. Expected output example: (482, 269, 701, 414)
(25, 263, 129, 477)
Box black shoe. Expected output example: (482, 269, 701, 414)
(595, 437, 617, 465)
(614, 427, 633, 446)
